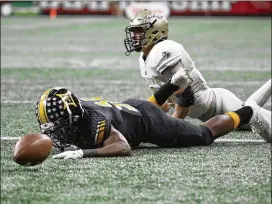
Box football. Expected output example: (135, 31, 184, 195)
(13, 133, 53, 166)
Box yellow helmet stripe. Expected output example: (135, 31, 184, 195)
(38, 88, 52, 124)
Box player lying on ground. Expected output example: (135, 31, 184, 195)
(124, 9, 271, 140)
(35, 87, 268, 160)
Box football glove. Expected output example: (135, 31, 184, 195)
(52, 149, 84, 160)
(176, 85, 195, 107)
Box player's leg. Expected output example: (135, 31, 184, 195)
(246, 79, 271, 107)
(244, 80, 271, 139)
(210, 80, 271, 141)
(212, 88, 253, 130)
(213, 82, 271, 115)
(147, 105, 254, 146)
(124, 99, 215, 147)
(204, 105, 271, 143)
(244, 100, 271, 142)
(213, 88, 244, 114)
(203, 106, 253, 139)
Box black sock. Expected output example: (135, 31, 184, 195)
(234, 106, 253, 128)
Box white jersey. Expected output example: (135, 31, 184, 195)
(139, 40, 214, 119)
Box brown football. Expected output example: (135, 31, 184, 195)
(13, 133, 53, 166)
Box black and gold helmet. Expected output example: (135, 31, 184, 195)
(35, 87, 83, 149)
(124, 9, 168, 55)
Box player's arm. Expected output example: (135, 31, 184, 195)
(148, 80, 179, 106)
(52, 125, 132, 159)
(172, 87, 194, 119)
(172, 104, 189, 119)
(148, 84, 194, 119)
(147, 62, 194, 118)
(161, 102, 172, 113)
(83, 125, 132, 157)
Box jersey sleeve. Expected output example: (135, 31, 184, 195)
(149, 40, 195, 77)
(149, 41, 183, 74)
(89, 109, 111, 148)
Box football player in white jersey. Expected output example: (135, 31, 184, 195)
(124, 9, 271, 142)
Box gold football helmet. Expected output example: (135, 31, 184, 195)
(124, 9, 168, 55)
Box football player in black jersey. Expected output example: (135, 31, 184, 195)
(35, 87, 255, 159)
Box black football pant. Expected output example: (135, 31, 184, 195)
(123, 99, 214, 147)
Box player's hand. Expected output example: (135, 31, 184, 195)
(52, 149, 84, 160)
(176, 85, 195, 107)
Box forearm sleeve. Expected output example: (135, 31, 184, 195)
(148, 81, 179, 106)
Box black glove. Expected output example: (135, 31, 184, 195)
(175, 85, 195, 107)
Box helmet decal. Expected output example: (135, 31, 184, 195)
(55, 91, 77, 110)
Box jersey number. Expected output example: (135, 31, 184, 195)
(82, 98, 138, 112)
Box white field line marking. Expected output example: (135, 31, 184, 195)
(2, 100, 271, 106)
(1, 100, 35, 104)
(215, 139, 266, 143)
(1, 18, 113, 31)
(1, 137, 20, 140)
(0, 137, 266, 143)
(1, 79, 267, 86)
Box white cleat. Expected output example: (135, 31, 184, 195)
(245, 100, 271, 143)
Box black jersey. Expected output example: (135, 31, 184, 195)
(74, 98, 146, 149)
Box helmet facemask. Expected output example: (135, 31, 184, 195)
(124, 9, 169, 56)
(36, 88, 83, 150)
(124, 20, 157, 55)
(40, 106, 80, 150)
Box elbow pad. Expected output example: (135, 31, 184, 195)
(170, 69, 192, 89)
(175, 85, 195, 107)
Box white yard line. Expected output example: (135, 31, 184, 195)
(1, 17, 114, 31)
(2, 100, 271, 106)
(1, 79, 268, 86)
(215, 138, 266, 143)
(0, 137, 266, 143)
(1, 100, 35, 104)
(1, 137, 20, 140)
(208, 81, 269, 85)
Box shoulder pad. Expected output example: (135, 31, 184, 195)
(147, 40, 182, 73)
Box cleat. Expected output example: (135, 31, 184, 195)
(245, 100, 271, 143)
